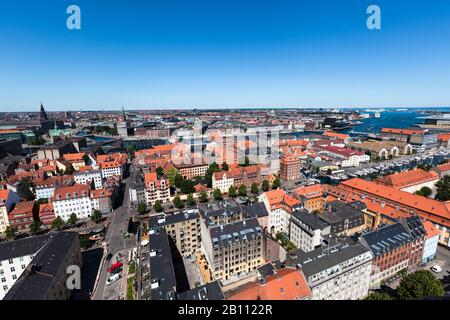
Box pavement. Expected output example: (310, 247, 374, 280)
(91, 177, 138, 300)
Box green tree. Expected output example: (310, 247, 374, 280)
(137, 203, 147, 215)
(251, 183, 259, 196)
(435, 176, 450, 201)
(222, 162, 229, 171)
(187, 193, 196, 206)
(153, 200, 163, 212)
(173, 195, 184, 209)
(238, 184, 247, 197)
(156, 167, 164, 177)
(65, 164, 75, 175)
(365, 292, 393, 300)
(18, 178, 35, 201)
(415, 186, 432, 198)
(166, 167, 179, 187)
(199, 191, 209, 203)
(174, 173, 184, 189)
(396, 270, 445, 300)
(4, 226, 17, 241)
(262, 180, 270, 192)
(68, 213, 78, 225)
(180, 179, 195, 194)
(30, 221, 42, 235)
(272, 178, 281, 190)
(239, 156, 250, 167)
(91, 210, 102, 223)
(82, 153, 90, 165)
(228, 185, 237, 198)
(205, 162, 221, 187)
(213, 188, 223, 201)
(51, 216, 64, 230)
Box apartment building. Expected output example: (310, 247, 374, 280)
(320, 201, 366, 236)
(61, 153, 86, 171)
(0, 190, 20, 233)
(144, 172, 170, 206)
(290, 210, 331, 253)
(335, 178, 450, 248)
(173, 162, 209, 180)
(200, 217, 264, 283)
(294, 184, 325, 213)
(400, 216, 426, 269)
(35, 175, 74, 200)
(90, 188, 113, 214)
(198, 199, 245, 226)
(74, 169, 103, 190)
(149, 209, 201, 256)
(212, 171, 234, 193)
(377, 168, 440, 194)
(287, 239, 373, 300)
(361, 222, 415, 288)
(422, 220, 441, 264)
(95, 153, 127, 179)
(3, 232, 82, 300)
(258, 189, 302, 235)
(279, 153, 301, 181)
(8, 201, 36, 232)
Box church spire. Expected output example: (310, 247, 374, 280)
(40, 102, 48, 120)
(122, 106, 127, 121)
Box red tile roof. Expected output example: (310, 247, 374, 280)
(381, 128, 426, 135)
(294, 184, 324, 199)
(228, 268, 311, 300)
(52, 184, 90, 201)
(423, 220, 442, 240)
(377, 169, 439, 189)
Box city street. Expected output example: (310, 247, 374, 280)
(91, 177, 137, 300)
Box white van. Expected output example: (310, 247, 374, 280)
(106, 273, 121, 286)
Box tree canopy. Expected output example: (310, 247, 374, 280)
(435, 176, 450, 201)
(213, 188, 223, 201)
(228, 185, 237, 198)
(396, 270, 445, 300)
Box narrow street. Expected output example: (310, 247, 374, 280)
(91, 177, 137, 300)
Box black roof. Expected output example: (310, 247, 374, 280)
(320, 200, 364, 225)
(0, 234, 52, 261)
(177, 281, 225, 300)
(361, 222, 413, 257)
(3, 232, 79, 300)
(149, 228, 177, 300)
(401, 216, 426, 240)
(286, 237, 371, 279)
(241, 202, 269, 218)
(149, 209, 200, 229)
(292, 210, 330, 230)
(210, 217, 262, 248)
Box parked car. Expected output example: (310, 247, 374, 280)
(106, 273, 121, 286)
(431, 265, 443, 273)
(108, 262, 123, 273)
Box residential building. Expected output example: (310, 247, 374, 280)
(433, 161, 450, 178)
(294, 184, 325, 213)
(3, 232, 82, 300)
(212, 171, 234, 193)
(400, 216, 426, 269)
(38, 202, 55, 225)
(0, 190, 20, 233)
(259, 189, 302, 235)
(178, 280, 225, 300)
(360, 222, 414, 288)
(290, 210, 331, 252)
(8, 201, 36, 231)
(35, 175, 74, 200)
(279, 153, 301, 181)
(200, 217, 264, 283)
(74, 169, 103, 190)
(320, 201, 366, 236)
(286, 238, 373, 300)
(95, 153, 127, 179)
(312, 142, 370, 167)
(90, 188, 113, 214)
(377, 169, 439, 193)
(128, 169, 147, 207)
(422, 220, 441, 264)
(62, 153, 87, 171)
(144, 172, 170, 206)
(333, 178, 450, 247)
(149, 227, 177, 300)
(149, 209, 201, 256)
(227, 267, 311, 300)
(173, 162, 209, 180)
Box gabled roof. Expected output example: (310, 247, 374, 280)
(377, 169, 439, 189)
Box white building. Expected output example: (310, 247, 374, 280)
(0, 190, 20, 233)
(74, 170, 103, 190)
(35, 185, 55, 200)
(212, 172, 234, 193)
(258, 189, 301, 235)
(422, 221, 441, 264)
(290, 211, 331, 252)
(0, 235, 52, 299)
(289, 240, 373, 300)
(52, 184, 93, 220)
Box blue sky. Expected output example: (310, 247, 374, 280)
(1, 0, 450, 111)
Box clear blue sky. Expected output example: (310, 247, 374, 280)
(1, 0, 450, 111)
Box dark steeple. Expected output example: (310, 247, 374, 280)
(122, 106, 127, 121)
(40, 103, 48, 120)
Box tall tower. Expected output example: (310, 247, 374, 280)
(122, 106, 127, 121)
(40, 103, 48, 120)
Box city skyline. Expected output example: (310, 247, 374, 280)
(1, 0, 450, 111)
